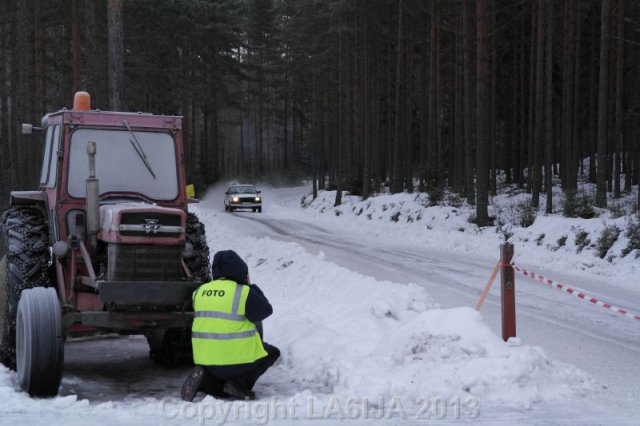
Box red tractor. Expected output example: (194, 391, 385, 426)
(0, 92, 210, 396)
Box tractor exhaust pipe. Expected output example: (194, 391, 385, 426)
(86, 141, 100, 251)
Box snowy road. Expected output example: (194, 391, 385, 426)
(228, 210, 640, 396)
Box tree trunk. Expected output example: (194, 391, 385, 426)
(16, 0, 32, 187)
(32, 4, 42, 116)
(490, 4, 497, 196)
(526, 0, 537, 194)
(531, 0, 545, 209)
(454, 8, 464, 192)
(427, 0, 438, 186)
(463, 0, 475, 204)
(561, 0, 575, 191)
(335, 13, 344, 206)
(405, 23, 414, 193)
(545, 0, 554, 214)
(571, 1, 583, 190)
(390, 0, 404, 194)
(362, 16, 371, 200)
(72, 0, 82, 93)
(475, 0, 489, 224)
(0, 0, 7, 205)
(508, 12, 520, 186)
(519, 14, 527, 187)
(589, 34, 598, 183)
(613, 0, 624, 198)
(107, 0, 124, 110)
(595, 0, 610, 208)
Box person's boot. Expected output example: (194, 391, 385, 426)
(223, 378, 255, 400)
(181, 366, 205, 402)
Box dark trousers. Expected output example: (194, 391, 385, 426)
(199, 342, 280, 396)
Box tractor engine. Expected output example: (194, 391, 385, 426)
(98, 204, 187, 283)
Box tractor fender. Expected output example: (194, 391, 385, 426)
(9, 191, 47, 210)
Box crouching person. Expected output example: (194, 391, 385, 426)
(181, 250, 280, 401)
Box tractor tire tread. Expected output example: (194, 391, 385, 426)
(0, 207, 51, 370)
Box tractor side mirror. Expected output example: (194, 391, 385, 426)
(225, 191, 229, 195)
(257, 190, 261, 194)
(21, 123, 43, 134)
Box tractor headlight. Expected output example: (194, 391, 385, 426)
(255, 197, 261, 202)
(52, 241, 70, 259)
(232, 196, 239, 202)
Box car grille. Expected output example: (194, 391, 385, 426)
(235, 196, 258, 202)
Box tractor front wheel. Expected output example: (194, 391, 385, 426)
(147, 212, 211, 367)
(184, 212, 211, 283)
(16, 287, 64, 397)
(0, 207, 51, 370)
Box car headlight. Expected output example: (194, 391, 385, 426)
(232, 196, 239, 202)
(255, 197, 261, 202)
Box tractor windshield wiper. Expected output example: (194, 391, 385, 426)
(123, 119, 157, 180)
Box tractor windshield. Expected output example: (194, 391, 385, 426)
(68, 128, 179, 200)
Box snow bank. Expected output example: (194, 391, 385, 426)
(192, 205, 596, 413)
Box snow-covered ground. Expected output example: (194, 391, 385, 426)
(0, 182, 638, 425)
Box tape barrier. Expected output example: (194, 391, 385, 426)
(508, 263, 640, 323)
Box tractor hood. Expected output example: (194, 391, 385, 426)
(98, 203, 186, 245)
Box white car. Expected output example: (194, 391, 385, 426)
(224, 184, 262, 212)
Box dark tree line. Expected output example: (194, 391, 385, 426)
(1, 0, 640, 220)
(304, 0, 640, 222)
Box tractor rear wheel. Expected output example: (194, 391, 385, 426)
(0, 207, 51, 370)
(16, 287, 64, 397)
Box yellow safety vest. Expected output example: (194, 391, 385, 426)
(191, 279, 268, 365)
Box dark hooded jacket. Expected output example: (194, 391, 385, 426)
(210, 250, 273, 323)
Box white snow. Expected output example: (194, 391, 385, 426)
(0, 181, 638, 425)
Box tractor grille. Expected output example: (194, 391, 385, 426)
(107, 244, 183, 281)
(119, 212, 183, 237)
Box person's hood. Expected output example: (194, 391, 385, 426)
(211, 250, 248, 285)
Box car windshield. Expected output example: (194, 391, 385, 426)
(68, 128, 179, 200)
(230, 186, 257, 194)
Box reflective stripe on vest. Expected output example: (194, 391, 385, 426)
(192, 330, 257, 340)
(191, 279, 268, 366)
(194, 311, 245, 321)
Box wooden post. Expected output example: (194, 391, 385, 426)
(475, 261, 500, 311)
(500, 243, 516, 341)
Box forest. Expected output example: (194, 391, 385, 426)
(0, 0, 639, 224)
